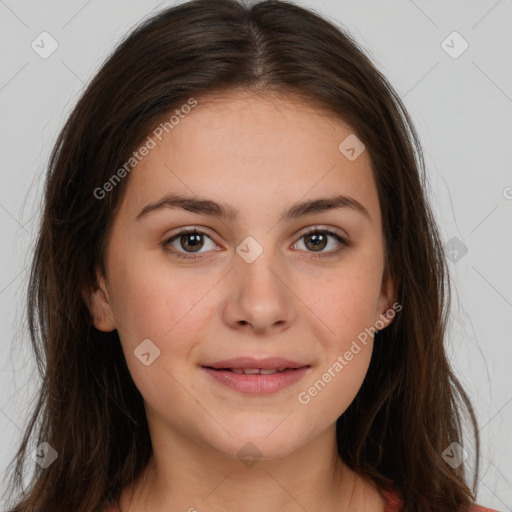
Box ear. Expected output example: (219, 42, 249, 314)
(375, 267, 400, 330)
(84, 271, 117, 332)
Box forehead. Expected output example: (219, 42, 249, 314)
(163, 89, 359, 165)
(117, 89, 380, 224)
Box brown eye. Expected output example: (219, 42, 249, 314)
(164, 229, 218, 260)
(178, 232, 204, 252)
(294, 228, 348, 256)
(304, 232, 328, 251)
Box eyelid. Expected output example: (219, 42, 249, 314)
(298, 225, 347, 239)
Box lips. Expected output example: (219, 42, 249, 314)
(201, 357, 311, 395)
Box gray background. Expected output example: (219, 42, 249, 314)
(0, 0, 511, 509)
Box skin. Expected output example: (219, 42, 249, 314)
(89, 89, 397, 512)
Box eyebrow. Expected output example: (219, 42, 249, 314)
(136, 193, 371, 223)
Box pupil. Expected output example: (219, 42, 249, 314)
(182, 233, 202, 252)
(307, 233, 326, 251)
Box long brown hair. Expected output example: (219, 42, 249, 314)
(3, 1, 480, 510)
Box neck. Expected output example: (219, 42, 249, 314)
(119, 419, 385, 512)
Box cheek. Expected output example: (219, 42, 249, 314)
(107, 246, 209, 344)
(106, 250, 219, 381)
(304, 251, 385, 352)
(297, 272, 379, 420)
(295, 247, 383, 413)
(109, 272, 176, 345)
(108, 266, 203, 411)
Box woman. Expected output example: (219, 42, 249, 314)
(3, 1, 498, 511)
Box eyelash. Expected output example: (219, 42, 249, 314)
(163, 227, 349, 261)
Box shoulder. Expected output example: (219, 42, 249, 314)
(381, 487, 501, 512)
(380, 487, 403, 512)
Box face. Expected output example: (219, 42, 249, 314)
(90, 90, 396, 461)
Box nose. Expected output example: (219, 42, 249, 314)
(222, 244, 296, 335)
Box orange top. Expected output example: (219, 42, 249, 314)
(105, 488, 500, 511)
(380, 487, 500, 512)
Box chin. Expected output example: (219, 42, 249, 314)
(205, 425, 305, 463)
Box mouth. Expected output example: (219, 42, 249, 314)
(201, 361, 311, 395)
